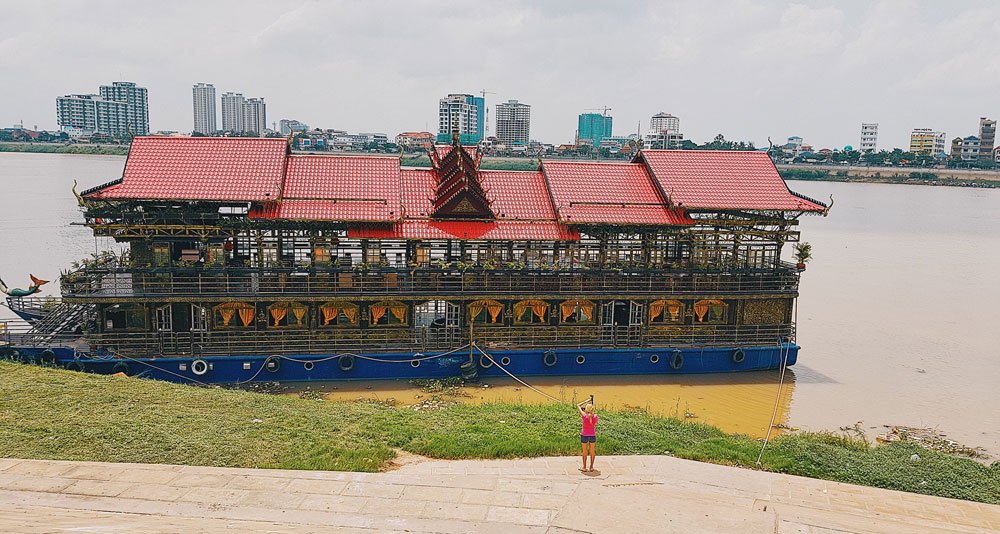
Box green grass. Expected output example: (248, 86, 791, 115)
(1, 362, 997, 504)
(0, 143, 129, 155)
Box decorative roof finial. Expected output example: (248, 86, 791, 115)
(451, 117, 460, 146)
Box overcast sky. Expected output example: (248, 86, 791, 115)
(3, 1, 1000, 149)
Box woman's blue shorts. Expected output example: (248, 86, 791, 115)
(581, 435, 596, 443)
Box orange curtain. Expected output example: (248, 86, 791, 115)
(469, 304, 485, 321)
(514, 303, 529, 321)
(650, 301, 665, 322)
(371, 305, 386, 324)
(531, 303, 547, 321)
(292, 307, 306, 325)
(239, 307, 255, 326)
(561, 302, 575, 321)
(581, 302, 593, 321)
(487, 303, 502, 323)
(389, 305, 406, 322)
(667, 301, 683, 321)
(219, 308, 236, 326)
(694, 301, 709, 322)
(343, 306, 357, 324)
(270, 307, 287, 325)
(322, 306, 338, 325)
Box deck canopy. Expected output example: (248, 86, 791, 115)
(636, 150, 825, 211)
(81, 136, 824, 241)
(539, 160, 692, 225)
(83, 137, 287, 202)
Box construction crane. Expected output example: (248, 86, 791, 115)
(480, 89, 496, 136)
(586, 106, 612, 117)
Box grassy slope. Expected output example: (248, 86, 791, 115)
(1, 362, 997, 504)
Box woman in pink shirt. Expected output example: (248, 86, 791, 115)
(577, 397, 598, 472)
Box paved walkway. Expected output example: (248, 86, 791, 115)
(0, 455, 997, 533)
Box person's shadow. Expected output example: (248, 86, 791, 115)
(580, 469, 601, 477)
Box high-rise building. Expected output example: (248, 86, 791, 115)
(978, 117, 995, 159)
(192, 83, 216, 135)
(860, 123, 878, 152)
(909, 129, 946, 155)
(577, 113, 613, 147)
(55, 94, 129, 137)
(99, 82, 149, 135)
(649, 112, 680, 134)
(221, 92, 245, 133)
(438, 94, 483, 143)
(495, 100, 530, 145)
(242, 98, 267, 135)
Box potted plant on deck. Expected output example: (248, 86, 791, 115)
(794, 242, 812, 271)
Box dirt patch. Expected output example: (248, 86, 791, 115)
(382, 449, 432, 472)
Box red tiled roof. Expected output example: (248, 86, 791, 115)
(540, 160, 692, 225)
(85, 137, 288, 201)
(434, 145, 478, 160)
(479, 171, 555, 220)
(350, 220, 577, 241)
(638, 150, 825, 211)
(263, 154, 401, 221)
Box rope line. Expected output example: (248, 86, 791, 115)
(472, 343, 563, 403)
(756, 302, 795, 467)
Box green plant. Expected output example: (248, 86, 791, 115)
(794, 242, 813, 264)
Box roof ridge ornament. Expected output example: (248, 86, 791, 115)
(822, 195, 834, 217)
(451, 117, 460, 146)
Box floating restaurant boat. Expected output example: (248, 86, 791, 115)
(0, 131, 827, 383)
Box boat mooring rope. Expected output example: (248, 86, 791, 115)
(755, 301, 796, 467)
(472, 343, 564, 403)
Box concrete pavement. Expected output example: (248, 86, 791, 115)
(0, 455, 997, 533)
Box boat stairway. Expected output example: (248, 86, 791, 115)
(25, 302, 94, 344)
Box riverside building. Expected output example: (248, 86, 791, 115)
(909, 129, 946, 155)
(242, 98, 267, 135)
(860, 123, 878, 152)
(55, 94, 129, 137)
(577, 113, 613, 147)
(978, 118, 995, 160)
(99, 82, 149, 135)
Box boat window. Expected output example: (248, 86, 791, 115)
(204, 244, 225, 266)
(415, 245, 431, 266)
(267, 301, 308, 328)
(650, 299, 685, 324)
(319, 302, 358, 327)
(514, 299, 549, 325)
(693, 299, 728, 323)
(314, 243, 331, 265)
(214, 302, 256, 328)
(414, 300, 459, 328)
(370, 300, 407, 326)
(104, 304, 147, 330)
(152, 243, 170, 266)
(560, 299, 595, 324)
(468, 299, 503, 325)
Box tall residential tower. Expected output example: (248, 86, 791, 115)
(242, 98, 267, 135)
(192, 83, 217, 135)
(495, 100, 530, 145)
(99, 81, 149, 135)
(978, 117, 995, 159)
(220, 92, 245, 133)
(438, 94, 484, 143)
(577, 113, 613, 147)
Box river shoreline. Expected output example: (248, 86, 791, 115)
(0, 362, 997, 504)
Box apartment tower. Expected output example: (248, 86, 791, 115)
(495, 100, 531, 145)
(192, 83, 217, 135)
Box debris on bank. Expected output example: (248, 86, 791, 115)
(878, 426, 989, 460)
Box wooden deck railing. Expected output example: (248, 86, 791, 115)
(60, 267, 800, 301)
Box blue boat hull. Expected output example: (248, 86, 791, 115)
(7, 344, 798, 384)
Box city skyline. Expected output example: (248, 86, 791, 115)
(4, 2, 1000, 149)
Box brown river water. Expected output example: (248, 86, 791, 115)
(1, 152, 997, 455)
